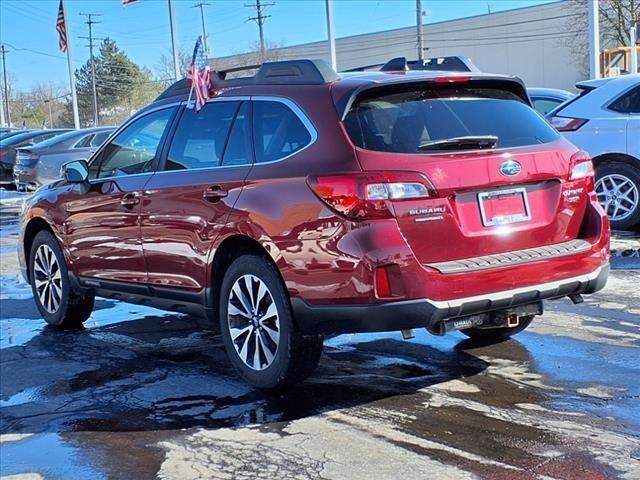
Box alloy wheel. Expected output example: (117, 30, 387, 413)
(33, 244, 63, 314)
(595, 174, 639, 222)
(227, 274, 280, 371)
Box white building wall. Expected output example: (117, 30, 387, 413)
(212, 1, 584, 91)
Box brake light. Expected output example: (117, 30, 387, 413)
(307, 172, 435, 220)
(569, 150, 594, 180)
(549, 116, 588, 132)
(0, 149, 6, 158)
(432, 75, 470, 84)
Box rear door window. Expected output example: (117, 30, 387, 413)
(344, 86, 560, 153)
(252, 100, 312, 163)
(221, 102, 251, 167)
(164, 101, 239, 171)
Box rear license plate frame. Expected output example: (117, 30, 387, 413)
(478, 187, 531, 227)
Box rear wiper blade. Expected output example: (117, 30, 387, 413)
(417, 135, 498, 151)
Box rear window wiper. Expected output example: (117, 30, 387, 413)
(417, 135, 498, 151)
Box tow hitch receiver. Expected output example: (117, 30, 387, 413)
(427, 302, 544, 336)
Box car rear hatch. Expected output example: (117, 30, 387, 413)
(338, 75, 594, 266)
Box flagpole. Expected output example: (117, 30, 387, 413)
(168, 0, 180, 81)
(62, 0, 80, 129)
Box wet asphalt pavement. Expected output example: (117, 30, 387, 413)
(1, 207, 639, 479)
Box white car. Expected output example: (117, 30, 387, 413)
(548, 74, 640, 230)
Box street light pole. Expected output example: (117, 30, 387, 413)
(588, 0, 600, 79)
(325, 0, 337, 71)
(416, 0, 424, 62)
(168, 0, 180, 80)
(1, 45, 11, 126)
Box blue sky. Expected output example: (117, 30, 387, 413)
(0, 0, 552, 90)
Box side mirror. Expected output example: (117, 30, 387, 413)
(62, 160, 89, 183)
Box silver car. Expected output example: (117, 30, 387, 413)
(14, 127, 114, 189)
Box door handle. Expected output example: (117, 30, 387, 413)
(120, 192, 140, 208)
(203, 186, 228, 203)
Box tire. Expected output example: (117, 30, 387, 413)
(461, 315, 534, 343)
(29, 230, 94, 328)
(219, 255, 323, 389)
(595, 162, 640, 231)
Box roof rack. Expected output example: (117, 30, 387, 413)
(344, 56, 480, 74)
(156, 59, 340, 101)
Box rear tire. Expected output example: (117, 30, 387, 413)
(219, 254, 323, 390)
(29, 230, 94, 328)
(461, 315, 534, 343)
(595, 162, 640, 231)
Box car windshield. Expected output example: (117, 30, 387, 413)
(344, 85, 560, 153)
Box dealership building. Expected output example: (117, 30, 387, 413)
(212, 1, 586, 91)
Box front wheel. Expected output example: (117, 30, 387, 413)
(29, 230, 94, 328)
(461, 315, 534, 343)
(219, 255, 323, 390)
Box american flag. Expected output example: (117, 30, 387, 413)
(187, 36, 211, 111)
(56, 0, 67, 53)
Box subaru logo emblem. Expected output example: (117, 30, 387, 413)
(500, 160, 522, 176)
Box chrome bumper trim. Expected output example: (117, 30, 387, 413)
(428, 265, 604, 310)
(425, 239, 592, 274)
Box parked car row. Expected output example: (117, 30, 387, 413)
(0, 127, 115, 191)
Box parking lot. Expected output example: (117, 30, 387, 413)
(1, 194, 639, 479)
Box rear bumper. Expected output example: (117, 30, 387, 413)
(292, 263, 609, 335)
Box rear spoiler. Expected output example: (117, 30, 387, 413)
(334, 75, 530, 120)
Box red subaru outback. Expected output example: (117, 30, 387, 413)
(19, 60, 610, 389)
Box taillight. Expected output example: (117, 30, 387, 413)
(0, 149, 6, 158)
(569, 150, 594, 180)
(549, 116, 588, 132)
(307, 172, 435, 220)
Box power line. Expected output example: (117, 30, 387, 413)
(79, 12, 102, 127)
(245, 0, 274, 58)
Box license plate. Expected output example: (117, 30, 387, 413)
(478, 187, 531, 227)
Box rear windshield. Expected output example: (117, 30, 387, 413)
(344, 86, 560, 153)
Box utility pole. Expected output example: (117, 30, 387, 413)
(80, 13, 102, 127)
(325, 0, 337, 71)
(416, 0, 424, 62)
(192, 2, 211, 56)
(0, 81, 5, 127)
(168, 0, 180, 80)
(588, 0, 600, 79)
(1, 45, 11, 126)
(245, 0, 274, 59)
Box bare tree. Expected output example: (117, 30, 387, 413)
(563, 0, 640, 76)
(210, 40, 283, 77)
(156, 47, 191, 87)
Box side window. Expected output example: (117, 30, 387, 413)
(609, 86, 640, 113)
(164, 102, 239, 171)
(532, 98, 562, 116)
(91, 131, 111, 147)
(74, 134, 94, 148)
(91, 108, 174, 179)
(221, 102, 251, 166)
(252, 100, 312, 163)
